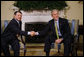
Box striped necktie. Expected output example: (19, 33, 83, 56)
(55, 22, 59, 39)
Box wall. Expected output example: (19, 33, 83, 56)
(66, 1, 83, 25)
(1, 1, 15, 20)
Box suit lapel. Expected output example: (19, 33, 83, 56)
(59, 18, 62, 30)
(19, 21, 22, 30)
(59, 18, 64, 34)
(13, 19, 21, 29)
(51, 19, 56, 35)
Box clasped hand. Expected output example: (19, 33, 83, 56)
(30, 31, 37, 36)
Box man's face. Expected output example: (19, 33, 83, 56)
(14, 12, 22, 21)
(51, 11, 59, 21)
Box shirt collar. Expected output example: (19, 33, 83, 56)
(54, 18, 59, 23)
(14, 18, 19, 24)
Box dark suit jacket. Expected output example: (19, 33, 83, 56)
(2, 19, 28, 42)
(38, 17, 71, 44)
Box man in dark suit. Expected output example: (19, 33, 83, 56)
(32, 9, 72, 56)
(1, 11, 35, 56)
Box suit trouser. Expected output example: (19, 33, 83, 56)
(44, 36, 71, 56)
(1, 38, 20, 56)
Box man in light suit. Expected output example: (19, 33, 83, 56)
(1, 11, 35, 56)
(32, 9, 72, 56)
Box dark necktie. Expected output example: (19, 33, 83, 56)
(19, 21, 22, 30)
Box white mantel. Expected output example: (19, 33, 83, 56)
(21, 10, 65, 31)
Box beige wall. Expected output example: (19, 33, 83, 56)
(1, 1, 15, 20)
(1, 1, 83, 25)
(66, 1, 83, 25)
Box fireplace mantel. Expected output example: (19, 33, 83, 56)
(21, 10, 65, 31)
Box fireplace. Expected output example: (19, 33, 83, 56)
(25, 22, 48, 43)
(21, 10, 65, 43)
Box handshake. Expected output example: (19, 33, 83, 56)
(29, 31, 39, 36)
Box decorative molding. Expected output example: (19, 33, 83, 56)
(11, 6, 19, 11)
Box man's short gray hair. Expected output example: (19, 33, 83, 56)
(51, 9, 59, 15)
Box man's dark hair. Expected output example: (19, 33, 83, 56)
(14, 11, 22, 15)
